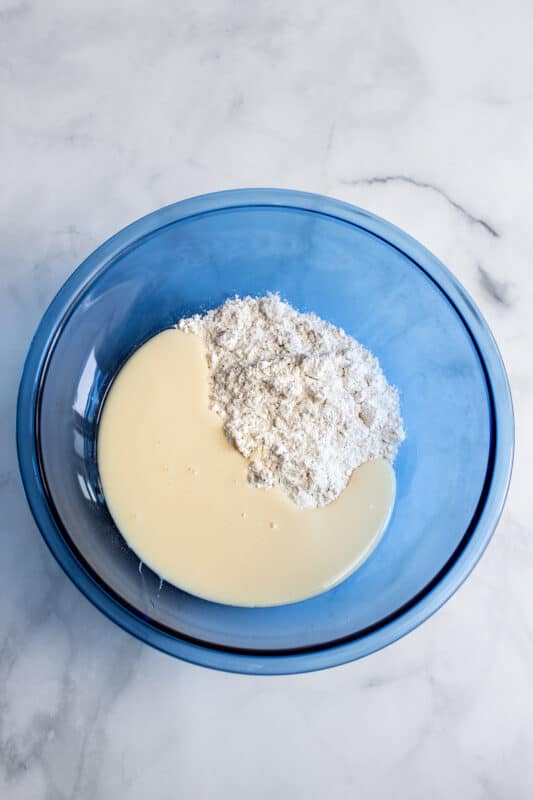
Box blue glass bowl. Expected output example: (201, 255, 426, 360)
(17, 189, 513, 674)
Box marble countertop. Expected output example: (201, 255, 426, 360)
(1, 1, 531, 797)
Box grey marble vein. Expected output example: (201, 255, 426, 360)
(0, 2, 29, 25)
(478, 265, 512, 306)
(341, 175, 500, 238)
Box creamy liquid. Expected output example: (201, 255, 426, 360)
(98, 329, 396, 606)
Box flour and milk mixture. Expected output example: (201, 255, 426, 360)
(98, 295, 404, 606)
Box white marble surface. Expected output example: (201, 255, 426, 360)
(1, 1, 531, 797)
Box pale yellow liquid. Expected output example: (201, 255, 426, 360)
(98, 329, 396, 607)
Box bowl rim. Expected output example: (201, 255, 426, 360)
(16, 188, 514, 675)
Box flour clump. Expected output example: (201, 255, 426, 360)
(179, 294, 404, 508)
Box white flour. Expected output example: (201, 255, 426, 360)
(179, 294, 404, 508)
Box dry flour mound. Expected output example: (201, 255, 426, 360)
(179, 294, 404, 508)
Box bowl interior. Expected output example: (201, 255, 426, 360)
(37, 203, 492, 653)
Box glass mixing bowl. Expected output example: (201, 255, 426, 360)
(17, 189, 513, 674)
